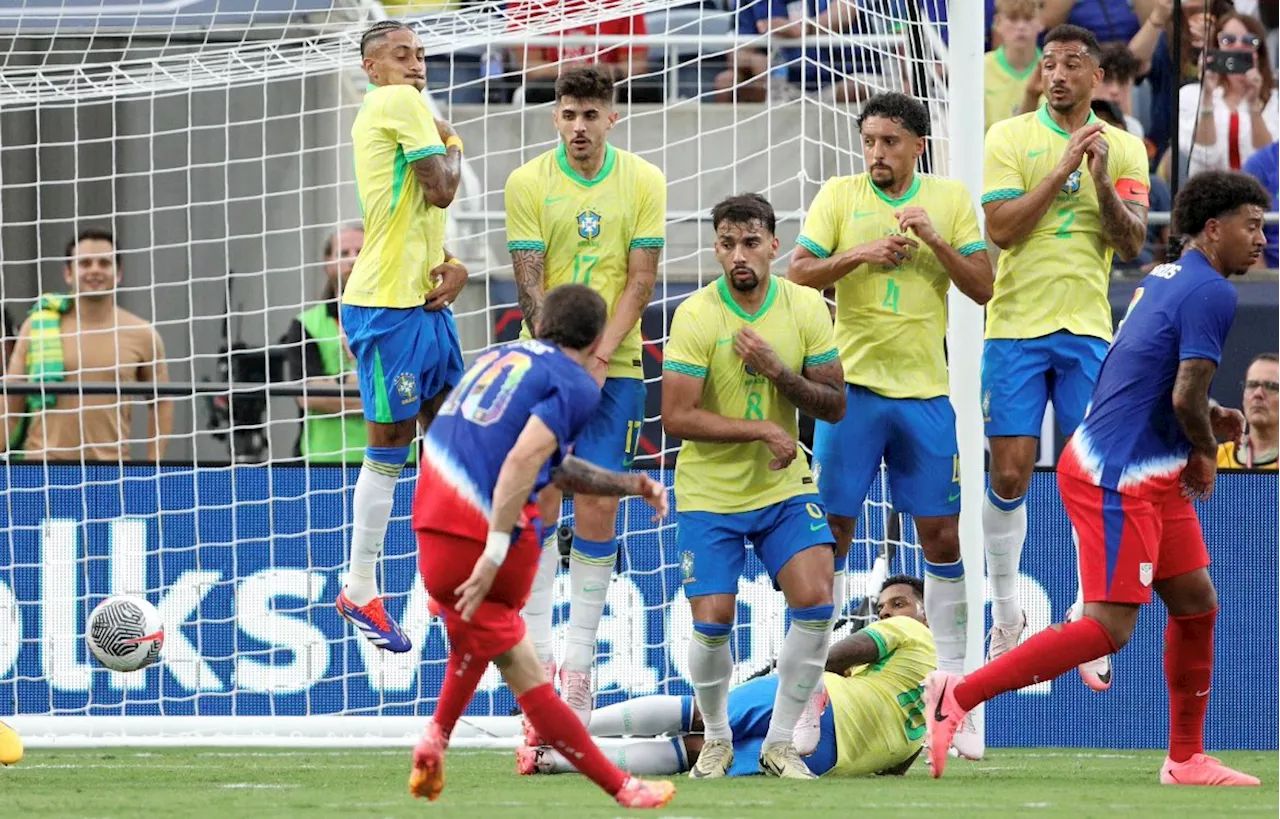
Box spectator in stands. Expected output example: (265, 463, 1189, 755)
(1243, 140, 1278, 269)
(278, 225, 368, 464)
(506, 0, 656, 104)
(1096, 42, 1146, 138)
(1040, 0, 1155, 44)
(3, 228, 172, 462)
(1179, 12, 1277, 178)
(1217, 353, 1278, 469)
(1091, 99, 1171, 270)
(713, 0, 801, 103)
(984, 0, 1042, 132)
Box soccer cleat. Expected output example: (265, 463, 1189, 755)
(521, 660, 559, 746)
(560, 667, 594, 726)
(1068, 603, 1114, 692)
(986, 610, 1026, 662)
(1160, 754, 1261, 786)
(614, 776, 677, 809)
(408, 722, 447, 801)
(923, 670, 969, 779)
(688, 738, 734, 779)
(793, 687, 828, 756)
(759, 742, 817, 779)
(336, 589, 411, 653)
(515, 744, 553, 776)
(951, 711, 984, 760)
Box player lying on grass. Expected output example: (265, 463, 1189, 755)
(926, 170, 1270, 787)
(517, 576, 935, 779)
(409, 283, 675, 809)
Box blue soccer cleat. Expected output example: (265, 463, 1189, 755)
(337, 589, 412, 653)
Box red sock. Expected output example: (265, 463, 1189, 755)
(519, 683, 628, 796)
(1165, 608, 1216, 763)
(432, 649, 488, 741)
(955, 617, 1117, 711)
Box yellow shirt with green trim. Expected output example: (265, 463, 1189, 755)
(796, 173, 985, 400)
(505, 143, 666, 380)
(825, 615, 937, 777)
(1216, 440, 1278, 470)
(663, 276, 837, 514)
(343, 83, 448, 309)
(984, 46, 1039, 132)
(982, 105, 1151, 342)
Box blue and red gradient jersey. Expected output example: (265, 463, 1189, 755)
(1060, 249, 1237, 499)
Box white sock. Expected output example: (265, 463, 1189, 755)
(812, 570, 846, 699)
(925, 562, 967, 675)
(544, 738, 685, 776)
(983, 491, 1027, 627)
(764, 608, 832, 748)
(523, 530, 561, 664)
(688, 624, 734, 743)
(344, 460, 402, 606)
(588, 694, 687, 737)
(563, 553, 614, 672)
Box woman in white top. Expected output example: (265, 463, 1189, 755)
(1179, 11, 1277, 177)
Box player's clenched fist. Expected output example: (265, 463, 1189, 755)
(1180, 450, 1217, 501)
(1058, 121, 1105, 174)
(859, 234, 918, 269)
(895, 207, 941, 247)
(633, 475, 669, 519)
(1084, 132, 1110, 182)
(734, 326, 784, 379)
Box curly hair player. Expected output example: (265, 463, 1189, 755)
(926, 170, 1269, 788)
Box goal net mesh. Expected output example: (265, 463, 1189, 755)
(0, 0, 959, 736)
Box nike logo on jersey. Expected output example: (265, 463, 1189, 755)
(545, 195, 567, 205)
(715, 337, 733, 346)
(852, 210, 876, 219)
(1027, 148, 1048, 159)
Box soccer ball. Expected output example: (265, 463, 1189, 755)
(86, 595, 165, 672)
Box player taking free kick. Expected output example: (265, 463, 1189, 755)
(409, 284, 675, 809)
(926, 170, 1269, 788)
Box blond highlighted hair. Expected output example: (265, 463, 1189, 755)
(995, 0, 1040, 19)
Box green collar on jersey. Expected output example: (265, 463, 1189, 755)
(1037, 103, 1100, 138)
(556, 142, 617, 187)
(717, 273, 778, 322)
(868, 173, 922, 207)
(995, 46, 1040, 80)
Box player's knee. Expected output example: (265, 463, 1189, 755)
(989, 464, 1030, 500)
(572, 494, 620, 538)
(827, 515, 855, 554)
(690, 595, 736, 626)
(1084, 605, 1139, 650)
(367, 417, 417, 448)
(1157, 570, 1219, 617)
(918, 519, 960, 563)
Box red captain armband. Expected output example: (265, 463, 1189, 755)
(1115, 178, 1150, 207)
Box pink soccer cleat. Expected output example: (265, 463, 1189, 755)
(923, 671, 969, 779)
(560, 667, 594, 726)
(614, 776, 676, 809)
(1068, 602, 1113, 692)
(793, 687, 829, 756)
(408, 722, 447, 801)
(516, 744, 553, 776)
(1160, 754, 1261, 786)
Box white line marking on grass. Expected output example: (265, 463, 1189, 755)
(219, 783, 300, 790)
(1023, 803, 1051, 809)
(1016, 752, 1138, 759)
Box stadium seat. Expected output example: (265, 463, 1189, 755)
(643, 6, 733, 99)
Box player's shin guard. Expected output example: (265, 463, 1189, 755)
(688, 621, 733, 742)
(924, 559, 968, 674)
(346, 445, 409, 605)
(523, 529, 561, 665)
(563, 535, 616, 672)
(518, 683, 629, 795)
(764, 605, 834, 748)
(434, 649, 489, 741)
(983, 488, 1027, 628)
(539, 738, 687, 776)
(1165, 608, 1216, 763)
(588, 695, 691, 737)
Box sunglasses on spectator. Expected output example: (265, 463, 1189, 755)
(1219, 33, 1260, 49)
(1242, 379, 1280, 394)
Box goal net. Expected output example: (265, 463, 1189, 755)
(0, 0, 985, 746)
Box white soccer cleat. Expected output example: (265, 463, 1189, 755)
(688, 738, 734, 779)
(560, 667, 594, 726)
(760, 741, 817, 779)
(1068, 602, 1114, 692)
(950, 711, 984, 760)
(793, 687, 828, 757)
(986, 610, 1026, 662)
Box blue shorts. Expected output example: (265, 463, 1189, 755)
(812, 384, 960, 520)
(677, 495, 835, 598)
(572, 377, 646, 471)
(981, 331, 1107, 438)
(680, 675, 837, 777)
(340, 305, 464, 424)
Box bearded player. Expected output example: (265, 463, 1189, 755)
(505, 66, 666, 727)
(335, 21, 469, 651)
(409, 284, 674, 809)
(927, 170, 1268, 788)
(980, 24, 1151, 690)
(788, 91, 992, 758)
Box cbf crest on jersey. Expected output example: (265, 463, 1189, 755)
(1062, 170, 1082, 195)
(577, 210, 602, 241)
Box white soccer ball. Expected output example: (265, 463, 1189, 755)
(86, 595, 165, 673)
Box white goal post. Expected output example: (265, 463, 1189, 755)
(0, 0, 987, 748)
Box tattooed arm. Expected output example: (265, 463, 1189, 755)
(734, 328, 846, 423)
(551, 454, 648, 497)
(594, 247, 660, 366)
(1097, 188, 1148, 262)
(1172, 358, 1219, 456)
(411, 118, 462, 209)
(512, 249, 547, 336)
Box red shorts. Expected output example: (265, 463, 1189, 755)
(416, 527, 542, 659)
(1057, 471, 1210, 605)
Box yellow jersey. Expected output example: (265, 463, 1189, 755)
(505, 143, 667, 380)
(664, 276, 837, 514)
(1216, 440, 1278, 470)
(796, 173, 985, 400)
(982, 106, 1150, 342)
(984, 47, 1039, 132)
(343, 84, 449, 309)
(825, 615, 937, 777)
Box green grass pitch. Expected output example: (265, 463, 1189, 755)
(3, 748, 1275, 817)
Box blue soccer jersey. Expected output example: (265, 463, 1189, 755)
(1060, 249, 1237, 499)
(412, 340, 600, 540)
